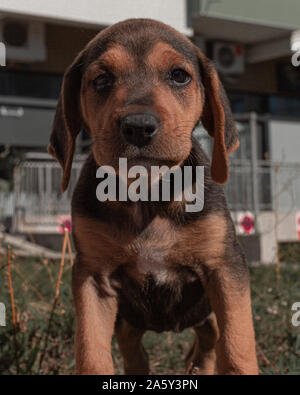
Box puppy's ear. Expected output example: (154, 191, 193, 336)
(48, 51, 84, 192)
(196, 49, 239, 184)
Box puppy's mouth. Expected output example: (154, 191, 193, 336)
(120, 144, 175, 164)
(127, 156, 173, 167)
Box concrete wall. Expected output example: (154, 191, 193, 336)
(200, 0, 300, 30)
(0, 0, 191, 35)
(269, 120, 300, 212)
(269, 120, 300, 164)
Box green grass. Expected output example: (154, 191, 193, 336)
(0, 254, 299, 375)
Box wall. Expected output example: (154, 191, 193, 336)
(199, 0, 300, 29)
(269, 120, 300, 212)
(0, 0, 191, 35)
(257, 211, 299, 264)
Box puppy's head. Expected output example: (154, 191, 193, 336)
(48, 19, 239, 191)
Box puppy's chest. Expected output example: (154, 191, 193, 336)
(125, 218, 191, 285)
(115, 219, 208, 332)
(128, 240, 173, 285)
(112, 217, 210, 332)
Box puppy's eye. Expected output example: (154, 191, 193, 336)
(170, 69, 191, 86)
(93, 73, 114, 91)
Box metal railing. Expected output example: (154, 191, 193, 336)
(226, 159, 300, 212)
(13, 158, 84, 232)
(12, 156, 300, 233)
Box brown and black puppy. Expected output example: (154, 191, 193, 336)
(48, 19, 258, 375)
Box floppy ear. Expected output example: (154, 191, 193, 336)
(48, 51, 84, 192)
(196, 49, 239, 184)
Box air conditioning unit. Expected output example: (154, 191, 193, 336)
(213, 42, 244, 75)
(0, 19, 46, 62)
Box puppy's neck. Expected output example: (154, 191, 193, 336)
(73, 141, 216, 231)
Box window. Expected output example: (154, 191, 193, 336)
(0, 70, 62, 99)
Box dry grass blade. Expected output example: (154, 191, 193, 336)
(66, 231, 74, 268)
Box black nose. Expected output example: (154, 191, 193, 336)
(120, 113, 159, 147)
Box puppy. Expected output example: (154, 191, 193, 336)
(48, 18, 258, 375)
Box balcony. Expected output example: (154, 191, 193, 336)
(190, 0, 300, 63)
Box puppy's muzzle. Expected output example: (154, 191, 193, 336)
(120, 113, 159, 148)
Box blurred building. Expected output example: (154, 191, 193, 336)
(0, 0, 300, 262)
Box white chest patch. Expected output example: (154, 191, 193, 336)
(127, 216, 178, 285)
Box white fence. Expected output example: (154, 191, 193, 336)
(0, 192, 14, 220)
(12, 159, 83, 233)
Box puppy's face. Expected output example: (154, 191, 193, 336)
(81, 39, 201, 170)
(49, 19, 239, 191)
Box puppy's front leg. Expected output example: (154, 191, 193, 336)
(72, 261, 117, 374)
(206, 262, 258, 375)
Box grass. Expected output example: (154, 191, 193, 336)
(0, 251, 299, 375)
(279, 242, 300, 264)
